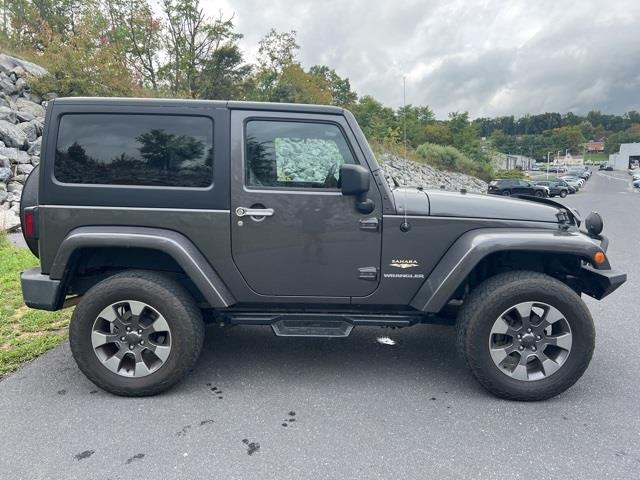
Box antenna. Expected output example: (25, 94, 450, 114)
(403, 76, 407, 157)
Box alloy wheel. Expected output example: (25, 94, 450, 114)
(91, 300, 172, 377)
(488, 302, 572, 381)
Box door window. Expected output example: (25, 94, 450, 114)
(245, 120, 356, 189)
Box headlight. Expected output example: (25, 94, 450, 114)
(586, 211, 603, 236)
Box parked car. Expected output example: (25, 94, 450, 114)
(487, 179, 548, 197)
(560, 175, 585, 188)
(19, 97, 626, 401)
(533, 180, 570, 198)
(631, 171, 640, 181)
(556, 179, 577, 194)
(602, 165, 613, 171)
(633, 179, 640, 188)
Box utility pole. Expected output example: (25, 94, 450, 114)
(402, 76, 407, 157)
(547, 152, 551, 179)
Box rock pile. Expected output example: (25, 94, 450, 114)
(379, 153, 488, 193)
(0, 54, 51, 231)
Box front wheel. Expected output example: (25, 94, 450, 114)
(69, 270, 205, 396)
(456, 271, 595, 401)
(535, 190, 544, 197)
(502, 190, 511, 196)
(560, 190, 568, 198)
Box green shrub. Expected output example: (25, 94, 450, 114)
(415, 143, 493, 181)
(494, 169, 526, 179)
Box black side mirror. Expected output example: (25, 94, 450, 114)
(340, 164, 374, 214)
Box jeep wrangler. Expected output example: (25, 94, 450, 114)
(19, 98, 626, 400)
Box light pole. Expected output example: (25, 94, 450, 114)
(547, 152, 551, 179)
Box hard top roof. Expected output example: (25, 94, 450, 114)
(52, 97, 345, 115)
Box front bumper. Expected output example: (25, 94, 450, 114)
(578, 264, 626, 300)
(21, 267, 63, 311)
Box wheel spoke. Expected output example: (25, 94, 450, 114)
(148, 315, 170, 333)
(514, 302, 535, 326)
(541, 307, 564, 329)
(511, 363, 529, 381)
(97, 304, 119, 323)
(91, 331, 120, 348)
(546, 332, 572, 350)
(149, 344, 171, 363)
(491, 317, 511, 335)
(127, 301, 147, 317)
(490, 346, 510, 365)
(103, 350, 127, 373)
(539, 353, 562, 377)
(134, 359, 152, 377)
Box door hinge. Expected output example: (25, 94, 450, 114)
(359, 217, 379, 231)
(358, 266, 378, 281)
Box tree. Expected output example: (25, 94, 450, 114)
(161, 0, 242, 97)
(350, 95, 397, 142)
(397, 104, 435, 147)
(250, 28, 299, 101)
(308, 65, 357, 107)
(198, 43, 251, 99)
(423, 123, 452, 146)
(104, 0, 163, 89)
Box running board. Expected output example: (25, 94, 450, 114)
(272, 318, 353, 338)
(220, 311, 426, 337)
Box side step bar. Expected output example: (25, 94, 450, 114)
(220, 312, 430, 338)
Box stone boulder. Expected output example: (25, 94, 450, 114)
(0, 120, 28, 149)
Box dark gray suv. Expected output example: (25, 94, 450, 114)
(19, 98, 626, 400)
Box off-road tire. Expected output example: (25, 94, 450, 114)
(456, 271, 595, 401)
(69, 270, 205, 396)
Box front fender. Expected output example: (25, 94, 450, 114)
(410, 228, 609, 313)
(50, 226, 235, 308)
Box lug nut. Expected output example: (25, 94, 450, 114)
(536, 335, 542, 340)
(126, 326, 131, 332)
(519, 346, 524, 350)
(139, 340, 144, 345)
(517, 334, 522, 339)
(527, 328, 532, 333)
(532, 346, 537, 351)
(120, 336, 125, 341)
(129, 344, 134, 350)
(137, 329, 142, 334)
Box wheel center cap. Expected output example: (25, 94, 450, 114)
(521, 333, 536, 348)
(125, 332, 141, 344)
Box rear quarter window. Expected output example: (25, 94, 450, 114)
(54, 114, 214, 188)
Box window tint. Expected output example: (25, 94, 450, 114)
(55, 114, 213, 187)
(245, 120, 356, 188)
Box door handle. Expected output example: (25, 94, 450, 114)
(235, 206, 275, 218)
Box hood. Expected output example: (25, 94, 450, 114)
(392, 188, 562, 223)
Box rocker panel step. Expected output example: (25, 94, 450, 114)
(271, 318, 353, 337)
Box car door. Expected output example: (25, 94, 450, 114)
(229, 110, 383, 298)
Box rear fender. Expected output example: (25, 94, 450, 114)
(50, 226, 235, 308)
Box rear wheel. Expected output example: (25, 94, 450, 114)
(560, 190, 568, 198)
(69, 270, 205, 396)
(502, 190, 511, 196)
(456, 271, 595, 401)
(534, 190, 544, 197)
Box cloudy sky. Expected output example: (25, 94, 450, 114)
(208, 0, 640, 119)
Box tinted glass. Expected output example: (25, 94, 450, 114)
(55, 114, 213, 187)
(245, 120, 356, 188)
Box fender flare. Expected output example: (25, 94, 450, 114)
(50, 226, 235, 308)
(410, 228, 607, 313)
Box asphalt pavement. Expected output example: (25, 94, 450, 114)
(1, 171, 638, 480)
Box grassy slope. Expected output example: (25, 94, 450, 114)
(0, 235, 71, 376)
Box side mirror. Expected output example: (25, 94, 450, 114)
(340, 164, 370, 196)
(340, 164, 374, 214)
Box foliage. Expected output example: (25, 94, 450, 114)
(604, 124, 640, 154)
(494, 170, 526, 179)
(415, 142, 492, 180)
(0, 234, 71, 376)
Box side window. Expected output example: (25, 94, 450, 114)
(55, 114, 213, 187)
(245, 120, 356, 189)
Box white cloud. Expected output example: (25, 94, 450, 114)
(200, 0, 640, 118)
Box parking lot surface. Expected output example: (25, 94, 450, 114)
(1, 171, 638, 480)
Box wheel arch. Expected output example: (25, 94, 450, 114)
(410, 228, 607, 313)
(51, 226, 235, 309)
